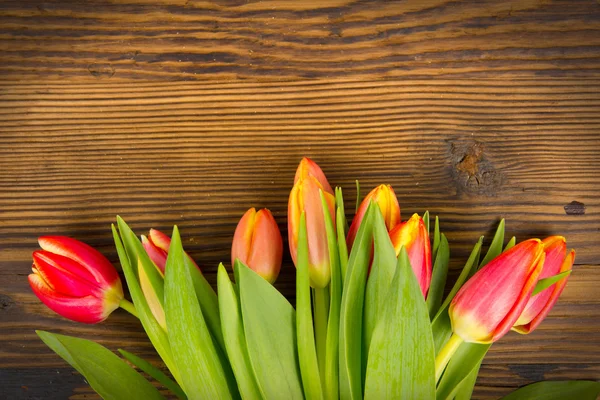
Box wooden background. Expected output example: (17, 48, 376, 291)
(1, 0, 599, 398)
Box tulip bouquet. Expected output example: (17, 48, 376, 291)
(29, 158, 599, 400)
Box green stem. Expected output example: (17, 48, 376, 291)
(119, 299, 139, 318)
(313, 286, 329, 386)
(434, 333, 463, 383)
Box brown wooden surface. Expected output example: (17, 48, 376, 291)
(1, 0, 599, 399)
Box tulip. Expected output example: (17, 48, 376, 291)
(141, 228, 199, 274)
(294, 157, 334, 196)
(513, 236, 575, 334)
(231, 207, 283, 283)
(347, 184, 400, 251)
(28, 236, 124, 324)
(449, 239, 546, 344)
(388, 214, 431, 297)
(289, 171, 335, 288)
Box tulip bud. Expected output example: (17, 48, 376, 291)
(141, 228, 199, 274)
(513, 236, 574, 334)
(28, 236, 124, 324)
(347, 184, 400, 251)
(294, 157, 334, 196)
(231, 208, 283, 284)
(289, 174, 335, 288)
(388, 214, 431, 297)
(449, 239, 546, 344)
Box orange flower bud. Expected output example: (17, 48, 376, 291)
(289, 162, 335, 288)
(231, 208, 283, 284)
(294, 157, 334, 196)
(388, 214, 431, 297)
(347, 184, 400, 251)
(513, 236, 574, 334)
(449, 239, 546, 344)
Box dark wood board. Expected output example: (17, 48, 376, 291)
(1, 0, 599, 399)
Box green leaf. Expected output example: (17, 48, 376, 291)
(501, 381, 600, 400)
(363, 205, 398, 361)
(423, 211, 430, 234)
(116, 217, 165, 311)
(435, 342, 491, 400)
(453, 360, 480, 400)
(238, 262, 304, 399)
(37, 331, 164, 400)
(187, 257, 225, 352)
(364, 247, 436, 399)
(296, 212, 324, 400)
(432, 237, 483, 354)
(323, 190, 342, 400)
(339, 203, 375, 400)
(335, 187, 349, 282)
(426, 234, 450, 319)
(118, 349, 186, 400)
(217, 263, 262, 400)
(164, 226, 233, 399)
(112, 223, 180, 385)
(504, 236, 516, 252)
(355, 179, 361, 213)
(479, 219, 505, 268)
(532, 270, 572, 296)
(433, 216, 441, 261)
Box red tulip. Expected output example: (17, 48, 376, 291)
(449, 239, 545, 344)
(347, 184, 400, 251)
(289, 159, 335, 288)
(388, 214, 431, 297)
(28, 236, 124, 324)
(231, 208, 283, 283)
(141, 228, 199, 274)
(513, 236, 575, 334)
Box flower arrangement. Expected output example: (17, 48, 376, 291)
(29, 158, 599, 399)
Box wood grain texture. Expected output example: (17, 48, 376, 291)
(1, 0, 600, 398)
(1, 0, 600, 80)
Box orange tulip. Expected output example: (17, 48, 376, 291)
(288, 159, 335, 288)
(294, 157, 334, 196)
(231, 208, 283, 284)
(347, 184, 400, 251)
(388, 214, 431, 297)
(449, 239, 545, 344)
(513, 236, 574, 334)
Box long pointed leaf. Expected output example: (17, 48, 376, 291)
(453, 359, 480, 400)
(532, 270, 572, 296)
(238, 262, 304, 399)
(426, 234, 450, 319)
(112, 224, 180, 385)
(364, 247, 436, 399)
(504, 236, 516, 252)
(118, 349, 186, 400)
(297, 213, 324, 399)
(37, 331, 164, 400)
(433, 216, 441, 260)
(217, 263, 262, 400)
(164, 226, 233, 399)
(323, 190, 342, 400)
(339, 203, 375, 400)
(363, 205, 397, 360)
(423, 211, 430, 234)
(435, 342, 491, 400)
(479, 219, 505, 268)
(335, 187, 349, 280)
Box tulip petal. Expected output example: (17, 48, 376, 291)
(142, 235, 168, 274)
(294, 157, 334, 195)
(450, 239, 545, 343)
(148, 228, 172, 252)
(246, 209, 283, 283)
(33, 251, 101, 297)
(513, 249, 574, 334)
(231, 208, 256, 269)
(28, 274, 109, 324)
(38, 236, 119, 288)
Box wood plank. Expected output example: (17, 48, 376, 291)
(1, 0, 600, 81)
